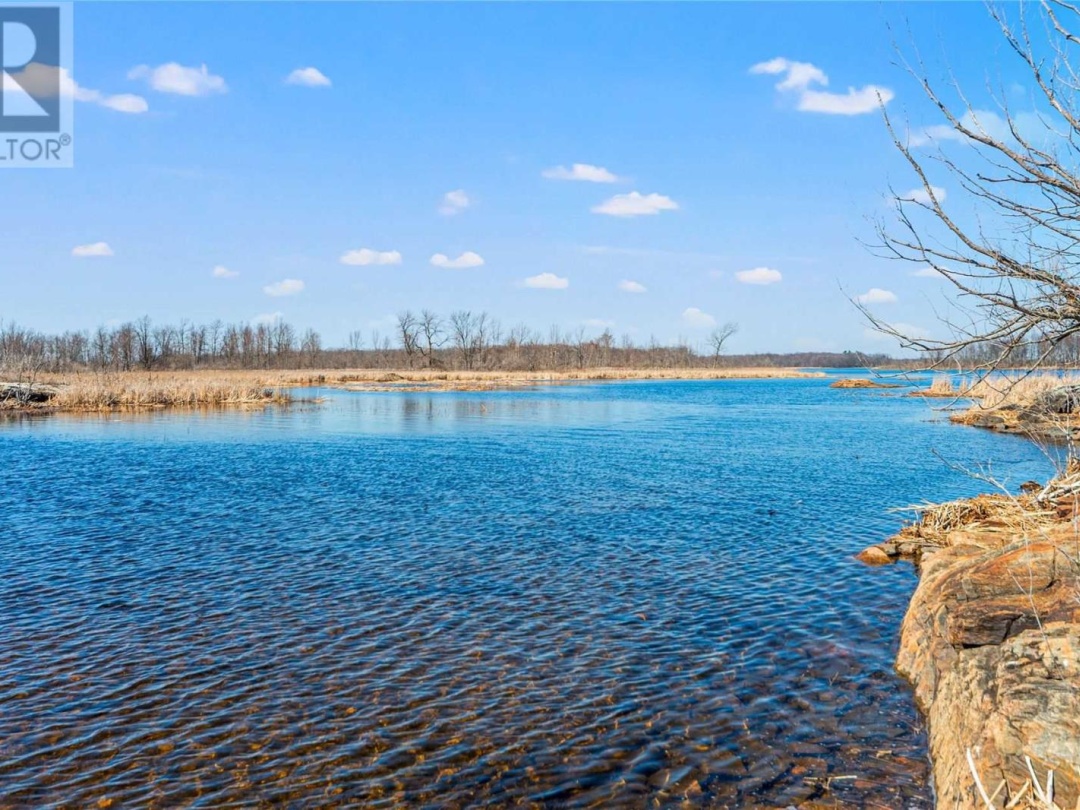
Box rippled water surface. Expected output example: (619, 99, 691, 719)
(0, 379, 1053, 807)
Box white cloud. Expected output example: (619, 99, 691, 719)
(340, 248, 402, 266)
(591, 191, 679, 217)
(13, 63, 148, 113)
(913, 266, 943, 278)
(542, 163, 620, 183)
(750, 57, 828, 91)
(71, 242, 113, 257)
(856, 287, 898, 304)
(798, 86, 894, 115)
(735, 266, 782, 285)
(285, 67, 331, 87)
(750, 57, 893, 115)
(583, 318, 615, 328)
(618, 279, 647, 293)
(430, 251, 484, 269)
(682, 307, 716, 328)
(212, 265, 238, 278)
(438, 189, 470, 216)
(524, 272, 569, 289)
(898, 185, 947, 206)
(252, 312, 284, 326)
(128, 63, 227, 96)
(97, 94, 149, 113)
(263, 278, 305, 297)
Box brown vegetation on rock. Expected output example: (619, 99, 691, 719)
(947, 375, 1080, 444)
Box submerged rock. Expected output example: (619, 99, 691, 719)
(854, 544, 896, 565)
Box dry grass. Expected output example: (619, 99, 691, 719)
(909, 373, 1080, 405)
(0, 366, 823, 411)
(968, 748, 1065, 810)
(1, 371, 293, 412)
(896, 493, 1053, 548)
(282, 366, 824, 391)
(893, 459, 1080, 552)
(908, 375, 971, 398)
(928, 376, 960, 395)
(964, 374, 1080, 410)
(946, 373, 1080, 437)
(907, 375, 985, 399)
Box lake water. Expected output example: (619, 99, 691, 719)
(0, 378, 1053, 807)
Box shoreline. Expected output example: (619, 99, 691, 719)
(856, 380, 1080, 808)
(323, 366, 824, 392)
(0, 367, 824, 412)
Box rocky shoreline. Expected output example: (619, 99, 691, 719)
(946, 381, 1080, 445)
(860, 459, 1080, 807)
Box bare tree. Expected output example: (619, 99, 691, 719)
(135, 316, 155, 372)
(91, 326, 111, 370)
(450, 310, 477, 369)
(272, 321, 296, 367)
(597, 328, 614, 367)
(419, 309, 445, 368)
(208, 320, 223, 360)
(189, 324, 207, 367)
(474, 312, 495, 369)
(153, 325, 175, 366)
(301, 328, 322, 368)
(1, 312, 904, 374)
(396, 311, 421, 367)
(708, 323, 739, 366)
(871, 2, 1080, 380)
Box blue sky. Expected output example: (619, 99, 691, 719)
(0, 2, 1027, 353)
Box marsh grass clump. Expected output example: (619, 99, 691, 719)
(964, 375, 1080, 410)
(0, 371, 293, 412)
(917, 495, 1040, 533)
(927, 376, 960, 396)
(945, 374, 1080, 439)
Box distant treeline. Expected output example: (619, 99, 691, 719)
(0, 314, 903, 374)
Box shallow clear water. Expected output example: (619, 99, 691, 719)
(0, 379, 1053, 807)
